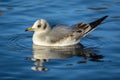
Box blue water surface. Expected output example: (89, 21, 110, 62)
(0, 0, 120, 80)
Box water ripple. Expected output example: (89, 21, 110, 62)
(1, 33, 32, 52)
(0, 10, 3, 16)
(88, 7, 108, 10)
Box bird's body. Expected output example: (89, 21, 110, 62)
(26, 16, 108, 46)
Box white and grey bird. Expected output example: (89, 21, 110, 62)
(25, 16, 108, 46)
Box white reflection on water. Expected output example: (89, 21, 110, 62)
(26, 44, 104, 72)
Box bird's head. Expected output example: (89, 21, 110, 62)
(25, 19, 51, 33)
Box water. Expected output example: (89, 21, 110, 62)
(0, 0, 120, 80)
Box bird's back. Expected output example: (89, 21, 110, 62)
(45, 16, 108, 46)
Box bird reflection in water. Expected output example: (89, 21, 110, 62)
(26, 44, 104, 72)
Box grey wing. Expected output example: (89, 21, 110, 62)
(47, 25, 73, 41)
(47, 23, 91, 43)
(47, 16, 108, 43)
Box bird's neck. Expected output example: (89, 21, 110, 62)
(33, 31, 47, 40)
(32, 31, 49, 45)
(32, 24, 51, 45)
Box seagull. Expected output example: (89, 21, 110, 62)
(25, 16, 108, 46)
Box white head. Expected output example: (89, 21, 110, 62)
(26, 19, 51, 33)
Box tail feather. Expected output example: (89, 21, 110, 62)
(73, 15, 108, 39)
(84, 15, 108, 36)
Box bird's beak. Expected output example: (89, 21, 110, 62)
(25, 27, 35, 31)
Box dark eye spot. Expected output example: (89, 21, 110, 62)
(43, 23, 47, 29)
(37, 25, 41, 28)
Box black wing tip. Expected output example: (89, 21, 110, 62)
(89, 15, 108, 29)
(100, 15, 108, 20)
(103, 15, 108, 18)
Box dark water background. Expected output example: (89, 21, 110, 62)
(0, 0, 120, 80)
